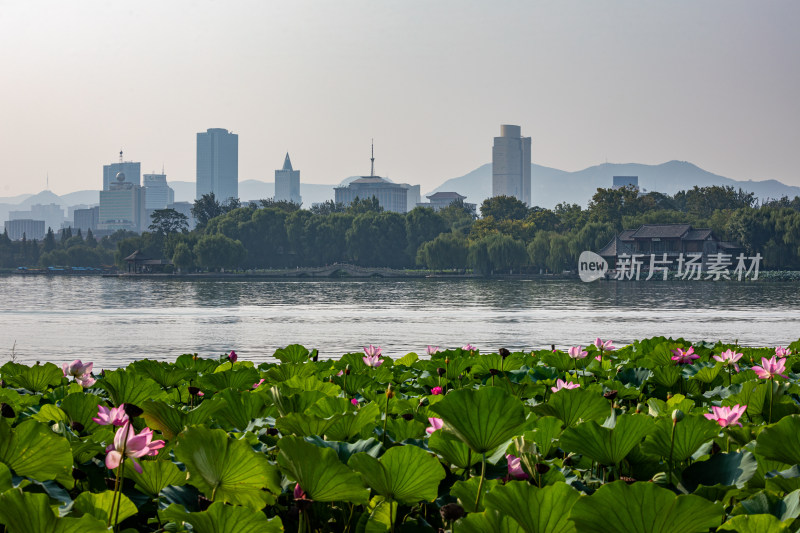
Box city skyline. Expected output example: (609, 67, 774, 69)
(1, 1, 798, 197)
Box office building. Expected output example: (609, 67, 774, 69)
(73, 206, 100, 233)
(10, 203, 65, 233)
(492, 124, 531, 206)
(401, 184, 420, 209)
(98, 173, 147, 233)
(417, 192, 477, 215)
(143, 173, 175, 210)
(4, 219, 45, 241)
(168, 202, 196, 230)
(274, 153, 302, 204)
(613, 176, 639, 189)
(103, 151, 141, 190)
(196, 128, 238, 202)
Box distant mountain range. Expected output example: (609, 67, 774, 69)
(3, 161, 799, 224)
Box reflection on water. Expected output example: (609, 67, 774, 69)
(0, 276, 798, 368)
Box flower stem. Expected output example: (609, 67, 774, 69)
(474, 453, 486, 511)
(668, 421, 676, 487)
(113, 458, 126, 531)
(382, 392, 390, 447)
(769, 377, 774, 424)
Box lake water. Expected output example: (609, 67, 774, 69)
(0, 275, 798, 369)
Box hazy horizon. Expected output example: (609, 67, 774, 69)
(1, 1, 798, 197)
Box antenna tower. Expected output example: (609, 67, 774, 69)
(119, 149, 123, 164)
(370, 139, 375, 177)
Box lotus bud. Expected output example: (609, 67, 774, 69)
(437, 367, 446, 377)
(0, 403, 15, 418)
(188, 386, 201, 396)
(551, 344, 556, 352)
(0, 379, 5, 388)
(489, 368, 500, 376)
(401, 413, 414, 421)
(636, 403, 646, 414)
(345, 365, 351, 376)
(666, 392, 673, 400)
(671, 409, 684, 424)
(440, 503, 466, 522)
(499, 348, 511, 359)
(652, 472, 668, 486)
(619, 475, 636, 484)
(603, 390, 618, 401)
(386, 386, 394, 399)
(445, 357, 450, 365)
(70, 421, 84, 433)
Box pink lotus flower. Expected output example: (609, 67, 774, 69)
(105, 423, 165, 474)
(551, 379, 580, 393)
(671, 346, 699, 365)
(506, 454, 529, 480)
(713, 349, 743, 372)
(62, 360, 93, 379)
(253, 379, 265, 389)
(93, 405, 129, 427)
(364, 345, 382, 357)
(568, 346, 588, 359)
(704, 404, 747, 427)
(752, 356, 788, 380)
(363, 354, 383, 367)
(76, 375, 96, 388)
(294, 483, 307, 500)
(426, 345, 441, 355)
(426, 417, 443, 435)
(594, 338, 616, 352)
(462, 344, 476, 352)
(775, 346, 791, 357)
(351, 398, 359, 406)
(228, 350, 237, 363)
(431, 386, 443, 395)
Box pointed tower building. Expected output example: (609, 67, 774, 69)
(274, 153, 301, 205)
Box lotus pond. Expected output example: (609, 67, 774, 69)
(1, 338, 800, 532)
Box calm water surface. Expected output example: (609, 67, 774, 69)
(0, 275, 798, 368)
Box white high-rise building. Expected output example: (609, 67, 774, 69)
(274, 153, 301, 205)
(103, 151, 141, 191)
(492, 125, 531, 206)
(196, 128, 238, 202)
(98, 172, 147, 233)
(143, 173, 175, 210)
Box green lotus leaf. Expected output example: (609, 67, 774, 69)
(354, 495, 396, 533)
(284, 375, 341, 396)
(651, 365, 682, 388)
(765, 466, 800, 493)
(129, 359, 194, 388)
(451, 477, 500, 512)
(141, 399, 226, 439)
(683, 362, 722, 384)
(726, 381, 768, 419)
(733, 488, 800, 522)
(646, 393, 694, 418)
(560, 414, 654, 467)
(0, 419, 73, 486)
(484, 481, 579, 533)
(431, 387, 526, 453)
(276, 412, 342, 437)
(717, 514, 791, 533)
(755, 415, 800, 465)
(522, 416, 563, 458)
(642, 415, 720, 462)
(72, 490, 137, 523)
(269, 387, 326, 416)
(617, 368, 652, 387)
(124, 458, 187, 496)
(174, 426, 280, 509)
(200, 366, 260, 391)
(349, 444, 446, 504)
(541, 351, 578, 373)
(174, 354, 220, 373)
(160, 501, 283, 533)
(384, 417, 427, 442)
(428, 430, 481, 469)
(0, 489, 107, 533)
(457, 509, 524, 533)
(681, 452, 758, 492)
(394, 352, 418, 367)
(98, 369, 167, 406)
(273, 344, 311, 363)
(30, 403, 69, 424)
(325, 401, 381, 441)
(305, 396, 352, 417)
(211, 389, 267, 430)
(303, 436, 382, 463)
(8, 363, 63, 392)
(262, 361, 316, 382)
(59, 393, 103, 431)
(277, 435, 369, 503)
(568, 481, 723, 533)
(534, 388, 610, 428)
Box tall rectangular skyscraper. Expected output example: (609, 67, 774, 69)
(274, 153, 302, 204)
(492, 124, 531, 206)
(196, 128, 238, 202)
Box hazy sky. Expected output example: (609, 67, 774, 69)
(1, 1, 798, 197)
